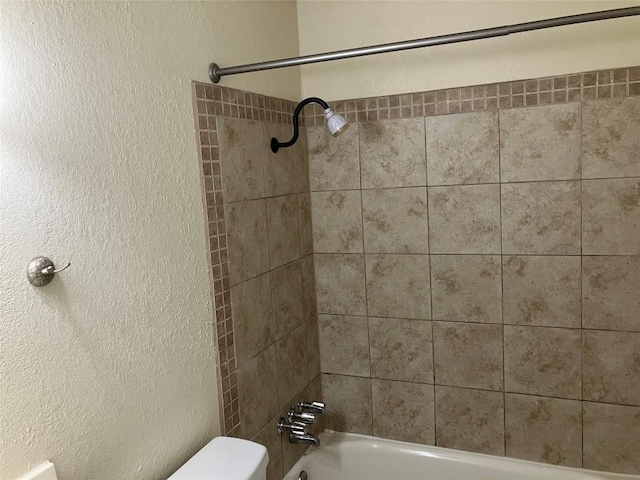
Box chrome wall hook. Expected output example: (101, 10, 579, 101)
(27, 257, 71, 286)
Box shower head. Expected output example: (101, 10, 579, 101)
(324, 108, 349, 137)
(271, 97, 349, 153)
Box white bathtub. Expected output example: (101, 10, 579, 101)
(283, 431, 639, 480)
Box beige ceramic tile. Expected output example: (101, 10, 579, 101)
(266, 194, 300, 269)
(301, 254, 317, 324)
(318, 314, 370, 377)
(251, 416, 283, 480)
(583, 330, 640, 406)
(583, 178, 640, 255)
(435, 386, 505, 456)
(426, 111, 499, 185)
(218, 117, 265, 201)
(360, 118, 427, 188)
(231, 273, 274, 365)
(226, 199, 269, 285)
(261, 122, 303, 196)
(237, 345, 279, 438)
(505, 393, 582, 467)
(500, 103, 581, 182)
(502, 181, 581, 255)
(296, 127, 310, 193)
(298, 193, 313, 256)
(362, 187, 429, 253)
(431, 255, 502, 323)
(583, 97, 640, 178)
(305, 313, 320, 380)
(503, 256, 581, 328)
(314, 254, 366, 316)
(275, 325, 308, 408)
(583, 256, 640, 332)
(311, 191, 363, 253)
(322, 374, 372, 434)
(365, 254, 431, 320)
(433, 322, 503, 390)
(271, 260, 304, 339)
(372, 379, 435, 445)
(504, 326, 581, 399)
(429, 184, 501, 254)
(308, 123, 360, 191)
(369, 317, 433, 383)
(583, 402, 640, 474)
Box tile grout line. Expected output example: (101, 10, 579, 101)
(304, 122, 323, 403)
(212, 115, 240, 435)
(296, 130, 319, 409)
(356, 121, 375, 437)
(208, 120, 230, 436)
(317, 373, 640, 407)
(289, 158, 309, 413)
(312, 251, 640, 259)
(314, 312, 640, 334)
(264, 188, 282, 423)
(579, 96, 585, 469)
(299, 173, 640, 196)
(425, 117, 438, 447)
(498, 107, 507, 457)
(230, 255, 305, 290)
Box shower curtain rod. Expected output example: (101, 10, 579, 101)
(209, 6, 640, 83)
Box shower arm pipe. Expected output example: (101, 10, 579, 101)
(209, 6, 640, 83)
(270, 97, 328, 153)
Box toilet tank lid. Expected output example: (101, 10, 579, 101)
(168, 437, 268, 480)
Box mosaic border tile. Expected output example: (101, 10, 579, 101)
(305, 66, 640, 126)
(193, 85, 238, 436)
(194, 83, 301, 126)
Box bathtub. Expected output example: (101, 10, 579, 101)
(283, 431, 638, 480)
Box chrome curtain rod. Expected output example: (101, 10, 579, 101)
(209, 6, 640, 83)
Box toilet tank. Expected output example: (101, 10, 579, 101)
(168, 437, 268, 480)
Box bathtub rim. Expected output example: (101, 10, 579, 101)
(283, 430, 639, 480)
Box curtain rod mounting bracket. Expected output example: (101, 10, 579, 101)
(209, 63, 221, 84)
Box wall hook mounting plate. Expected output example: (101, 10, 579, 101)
(27, 257, 70, 286)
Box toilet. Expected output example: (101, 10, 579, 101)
(168, 437, 268, 480)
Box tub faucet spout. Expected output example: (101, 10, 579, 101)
(291, 429, 321, 447)
(277, 418, 321, 447)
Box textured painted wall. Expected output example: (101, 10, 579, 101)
(297, 0, 640, 99)
(307, 67, 640, 474)
(0, 2, 301, 479)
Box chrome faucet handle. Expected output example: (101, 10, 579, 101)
(277, 417, 307, 435)
(288, 407, 316, 425)
(297, 401, 325, 414)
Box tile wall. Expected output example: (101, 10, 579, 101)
(309, 67, 640, 474)
(192, 83, 321, 480)
(192, 66, 638, 478)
